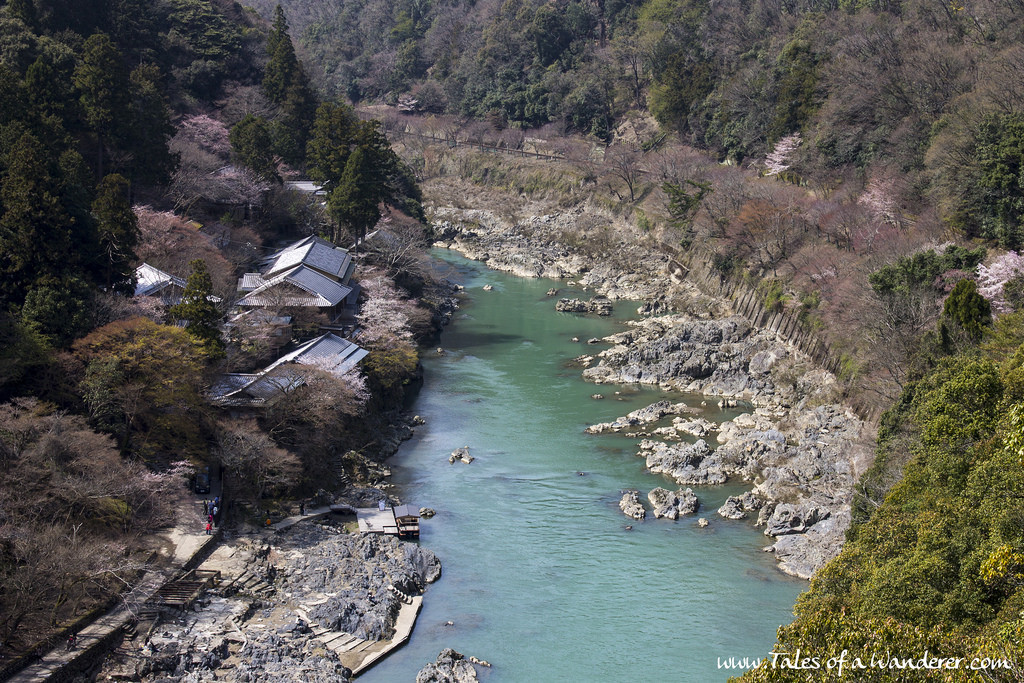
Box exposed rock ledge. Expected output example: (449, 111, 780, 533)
(430, 207, 715, 306)
(100, 522, 440, 681)
(416, 648, 481, 683)
(583, 314, 873, 579)
(585, 399, 698, 434)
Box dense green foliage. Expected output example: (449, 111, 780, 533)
(740, 336, 1024, 680)
(307, 103, 422, 242)
(0, 0, 262, 360)
(950, 113, 1024, 249)
(869, 246, 987, 297)
(168, 259, 225, 358)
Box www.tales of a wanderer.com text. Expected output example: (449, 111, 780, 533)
(717, 650, 1014, 677)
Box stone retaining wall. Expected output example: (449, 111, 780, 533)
(668, 245, 881, 423)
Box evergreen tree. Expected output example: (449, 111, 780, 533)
(306, 101, 360, 193)
(0, 64, 26, 127)
(92, 174, 138, 295)
(7, 0, 37, 33)
(0, 131, 75, 306)
(21, 275, 95, 348)
(263, 6, 318, 165)
(73, 33, 130, 179)
(942, 278, 992, 343)
(327, 145, 383, 249)
(263, 5, 299, 104)
(168, 259, 224, 358)
(273, 79, 318, 166)
(124, 64, 177, 185)
(229, 114, 279, 181)
(24, 45, 77, 124)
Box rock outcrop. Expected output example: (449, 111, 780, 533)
(416, 648, 480, 683)
(107, 522, 440, 682)
(449, 447, 474, 464)
(555, 296, 613, 316)
(717, 492, 765, 520)
(648, 487, 699, 519)
(638, 439, 729, 486)
(618, 491, 646, 520)
(583, 313, 870, 579)
(585, 400, 697, 434)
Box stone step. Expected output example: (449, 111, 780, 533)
(351, 639, 376, 654)
(334, 637, 363, 653)
(326, 634, 359, 651)
(322, 632, 351, 647)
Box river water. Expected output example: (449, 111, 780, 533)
(362, 251, 804, 682)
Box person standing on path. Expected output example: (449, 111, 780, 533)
(205, 521, 212, 535)
(300, 502, 305, 515)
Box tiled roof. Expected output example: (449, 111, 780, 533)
(263, 235, 353, 282)
(237, 265, 353, 308)
(210, 333, 368, 406)
(263, 333, 369, 375)
(135, 263, 185, 297)
(238, 272, 264, 292)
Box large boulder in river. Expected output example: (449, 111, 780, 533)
(638, 439, 728, 485)
(619, 491, 646, 520)
(449, 447, 474, 464)
(717, 497, 747, 520)
(588, 296, 613, 316)
(416, 648, 479, 683)
(555, 296, 613, 316)
(556, 298, 589, 313)
(648, 487, 699, 520)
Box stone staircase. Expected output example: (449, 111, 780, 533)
(218, 565, 275, 597)
(387, 584, 415, 605)
(293, 602, 371, 658)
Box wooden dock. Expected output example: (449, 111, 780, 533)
(355, 505, 420, 538)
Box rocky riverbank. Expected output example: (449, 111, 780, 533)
(584, 315, 871, 578)
(429, 203, 727, 317)
(96, 518, 440, 682)
(426, 198, 873, 580)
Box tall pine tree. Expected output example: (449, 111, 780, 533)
(92, 174, 139, 295)
(168, 259, 224, 359)
(0, 131, 76, 306)
(263, 5, 317, 165)
(74, 33, 130, 179)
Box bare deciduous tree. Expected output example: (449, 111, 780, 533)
(216, 419, 301, 500)
(605, 144, 644, 202)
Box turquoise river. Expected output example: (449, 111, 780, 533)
(361, 251, 805, 682)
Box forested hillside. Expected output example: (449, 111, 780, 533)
(237, 0, 1024, 679)
(0, 0, 433, 664)
(247, 0, 1024, 248)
